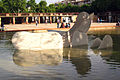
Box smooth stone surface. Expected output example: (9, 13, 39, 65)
(91, 38, 102, 49)
(72, 31, 88, 47)
(98, 35, 113, 49)
(12, 31, 63, 50)
(69, 12, 91, 38)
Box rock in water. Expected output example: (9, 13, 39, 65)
(91, 38, 102, 49)
(72, 31, 88, 47)
(67, 12, 91, 47)
(12, 32, 63, 50)
(98, 35, 113, 49)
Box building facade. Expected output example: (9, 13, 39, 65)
(0, 13, 79, 25)
(56, 0, 95, 6)
(97, 11, 120, 23)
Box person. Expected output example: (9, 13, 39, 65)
(57, 19, 60, 28)
(60, 23, 65, 28)
(116, 21, 120, 26)
(97, 17, 100, 23)
(1, 22, 5, 31)
(68, 23, 70, 28)
(68, 18, 71, 23)
(36, 19, 38, 26)
(45, 19, 47, 24)
(63, 19, 65, 23)
(65, 23, 68, 28)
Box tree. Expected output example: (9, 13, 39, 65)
(2, 0, 12, 13)
(2, 0, 27, 13)
(56, 3, 66, 12)
(63, 3, 73, 12)
(91, 0, 120, 13)
(48, 4, 56, 13)
(27, 0, 36, 13)
(0, 0, 6, 13)
(14, 0, 27, 13)
(108, 0, 120, 11)
(80, 4, 92, 13)
(38, 1, 47, 13)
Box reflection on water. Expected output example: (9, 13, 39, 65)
(100, 50, 120, 68)
(63, 48, 91, 75)
(13, 49, 63, 67)
(0, 32, 120, 80)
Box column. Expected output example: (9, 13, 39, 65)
(26, 17, 28, 24)
(55, 17, 57, 23)
(38, 17, 40, 24)
(13, 17, 15, 24)
(0, 17, 1, 25)
(22, 18, 24, 24)
(45, 16, 47, 23)
(61, 16, 63, 23)
(108, 12, 112, 23)
(10, 18, 12, 24)
(50, 16, 52, 24)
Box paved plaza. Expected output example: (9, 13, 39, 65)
(1, 23, 117, 31)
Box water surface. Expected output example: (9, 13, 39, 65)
(0, 32, 120, 80)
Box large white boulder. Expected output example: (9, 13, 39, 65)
(91, 38, 102, 49)
(71, 31, 88, 47)
(98, 35, 113, 49)
(12, 31, 63, 50)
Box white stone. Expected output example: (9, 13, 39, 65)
(91, 38, 102, 48)
(71, 31, 88, 47)
(98, 35, 113, 49)
(12, 31, 63, 50)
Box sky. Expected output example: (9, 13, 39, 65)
(35, 0, 63, 5)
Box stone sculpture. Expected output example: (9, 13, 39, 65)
(90, 35, 113, 49)
(69, 12, 91, 34)
(90, 38, 102, 49)
(63, 12, 91, 47)
(12, 12, 92, 50)
(71, 31, 88, 47)
(98, 35, 113, 49)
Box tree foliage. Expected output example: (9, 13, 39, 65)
(27, 0, 36, 12)
(48, 4, 56, 13)
(0, 1, 6, 13)
(2, 0, 26, 13)
(38, 1, 47, 13)
(91, 0, 120, 13)
(0, 0, 120, 13)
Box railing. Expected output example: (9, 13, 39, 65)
(0, 13, 79, 17)
(0, 13, 6, 16)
